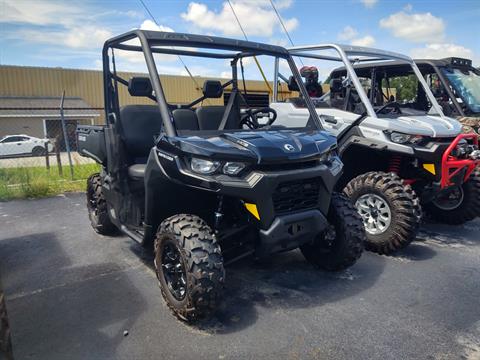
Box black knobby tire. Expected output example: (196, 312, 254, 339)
(343, 171, 422, 255)
(154, 214, 225, 322)
(86, 173, 117, 235)
(300, 193, 365, 271)
(424, 168, 480, 225)
(32, 146, 46, 156)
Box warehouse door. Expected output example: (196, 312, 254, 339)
(45, 119, 80, 151)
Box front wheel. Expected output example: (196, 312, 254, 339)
(343, 172, 422, 255)
(300, 193, 365, 271)
(424, 169, 480, 224)
(154, 214, 225, 322)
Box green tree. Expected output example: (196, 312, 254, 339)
(385, 75, 418, 102)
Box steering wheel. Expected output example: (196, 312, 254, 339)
(375, 101, 402, 115)
(240, 107, 277, 129)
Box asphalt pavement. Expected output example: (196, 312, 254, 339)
(0, 193, 479, 360)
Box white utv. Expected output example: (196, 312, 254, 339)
(271, 44, 480, 254)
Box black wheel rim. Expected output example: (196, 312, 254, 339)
(432, 186, 464, 211)
(87, 188, 99, 221)
(161, 243, 187, 301)
(317, 224, 337, 253)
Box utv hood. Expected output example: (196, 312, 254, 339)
(365, 115, 462, 137)
(169, 129, 337, 163)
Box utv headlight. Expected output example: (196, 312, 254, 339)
(389, 132, 423, 144)
(223, 162, 246, 175)
(190, 158, 221, 174)
(319, 148, 338, 164)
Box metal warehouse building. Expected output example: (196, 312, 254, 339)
(0, 65, 277, 139)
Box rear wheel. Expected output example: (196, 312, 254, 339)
(154, 214, 225, 322)
(300, 193, 365, 271)
(32, 146, 46, 156)
(343, 171, 421, 255)
(424, 169, 480, 224)
(86, 173, 117, 235)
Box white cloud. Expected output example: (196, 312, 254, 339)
(138, 19, 174, 32)
(17, 26, 112, 49)
(2, 0, 114, 50)
(117, 20, 178, 65)
(65, 27, 112, 48)
(270, 0, 294, 9)
(351, 35, 376, 47)
(360, 0, 378, 8)
(411, 43, 474, 59)
(0, 0, 83, 26)
(338, 26, 375, 47)
(269, 38, 289, 47)
(180, 1, 298, 37)
(379, 11, 445, 43)
(220, 71, 231, 78)
(94, 59, 103, 70)
(338, 26, 358, 41)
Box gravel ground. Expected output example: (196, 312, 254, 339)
(0, 193, 479, 360)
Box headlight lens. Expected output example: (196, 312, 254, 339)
(389, 132, 423, 144)
(319, 148, 338, 164)
(223, 162, 246, 175)
(190, 158, 221, 174)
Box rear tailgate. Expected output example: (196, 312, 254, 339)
(76, 125, 107, 164)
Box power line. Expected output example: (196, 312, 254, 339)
(226, 0, 249, 41)
(269, 0, 304, 66)
(138, 0, 202, 92)
(226, 0, 272, 93)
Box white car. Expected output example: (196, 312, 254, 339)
(0, 135, 53, 157)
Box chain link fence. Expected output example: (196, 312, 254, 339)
(0, 93, 100, 200)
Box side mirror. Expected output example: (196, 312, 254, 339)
(287, 76, 300, 91)
(128, 77, 153, 97)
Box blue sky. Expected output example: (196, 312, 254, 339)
(1, 0, 479, 80)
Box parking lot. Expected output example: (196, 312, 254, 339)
(0, 193, 479, 360)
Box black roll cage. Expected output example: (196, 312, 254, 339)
(102, 30, 323, 137)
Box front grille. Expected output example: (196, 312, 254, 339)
(272, 178, 320, 214)
(255, 160, 318, 172)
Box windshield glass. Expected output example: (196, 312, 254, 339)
(441, 67, 480, 113)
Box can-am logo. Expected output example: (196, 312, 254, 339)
(283, 144, 295, 152)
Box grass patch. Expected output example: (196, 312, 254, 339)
(0, 163, 100, 201)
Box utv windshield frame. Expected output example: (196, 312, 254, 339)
(418, 58, 480, 116)
(283, 44, 445, 118)
(329, 58, 480, 117)
(102, 30, 323, 137)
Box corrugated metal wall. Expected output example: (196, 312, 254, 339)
(0, 65, 285, 123)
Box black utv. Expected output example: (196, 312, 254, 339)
(77, 30, 364, 322)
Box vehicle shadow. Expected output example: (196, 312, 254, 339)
(131, 243, 385, 335)
(418, 218, 480, 247)
(391, 242, 437, 262)
(0, 232, 147, 360)
(213, 251, 387, 334)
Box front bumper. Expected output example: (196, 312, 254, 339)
(258, 209, 328, 256)
(414, 133, 480, 189)
(439, 133, 480, 188)
(155, 148, 343, 229)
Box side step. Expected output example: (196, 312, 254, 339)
(120, 225, 144, 244)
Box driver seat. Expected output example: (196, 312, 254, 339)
(118, 105, 162, 179)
